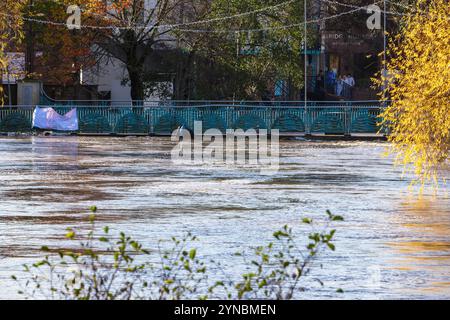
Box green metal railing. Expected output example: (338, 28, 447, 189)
(0, 102, 385, 135)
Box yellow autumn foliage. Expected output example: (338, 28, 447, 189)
(380, 0, 450, 186)
(0, 1, 26, 104)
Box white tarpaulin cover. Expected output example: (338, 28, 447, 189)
(32, 107, 79, 131)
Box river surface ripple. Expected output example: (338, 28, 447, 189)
(0, 136, 449, 299)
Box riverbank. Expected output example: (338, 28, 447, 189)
(0, 131, 387, 141)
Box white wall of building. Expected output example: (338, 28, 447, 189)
(84, 58, 132, 102)
(83, 0, 176, 102)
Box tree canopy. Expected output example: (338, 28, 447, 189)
(0, 0, 26, 104)
(5, 0, 308, 101)
(194, 0, 306, 100)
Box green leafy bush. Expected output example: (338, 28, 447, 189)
(13, 207, 343, 300)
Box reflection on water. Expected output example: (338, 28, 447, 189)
(385, 198, 450, 295)
(0, 136, 449, 299)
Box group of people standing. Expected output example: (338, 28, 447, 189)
(319, 70, 356, 100)
(336, 74, 355, 100)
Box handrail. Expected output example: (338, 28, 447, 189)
(10, 104, 385, 109)
(38, 99, 384, 104)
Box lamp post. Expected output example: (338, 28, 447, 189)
(383, 0, 387, 107)
(304, 0, 309, 134)
(25, 0, 34, 77)
(304, 0, 307, 105)
(383, 0, 386, 63)
(7, 65, 12, 107)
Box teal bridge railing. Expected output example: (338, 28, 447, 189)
(0, 101, 385, 135)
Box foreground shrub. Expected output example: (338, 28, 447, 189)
(13, 207, 343, 300)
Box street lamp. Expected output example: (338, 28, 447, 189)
(303, 0, 309, 135)
(304, 0, 307, 105)
(383, 0, 387, 107)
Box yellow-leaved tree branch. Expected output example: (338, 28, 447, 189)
(378, 0, 450, 187)
(0, 1, 26, 105)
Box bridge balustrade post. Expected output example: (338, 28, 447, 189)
(269, 107, 273, 131)
(344, 102, 351, 137)
(304, 103, 312, 136)
(226, 106, 231, 131)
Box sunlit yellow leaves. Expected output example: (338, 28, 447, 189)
(0, 1, 27, 104)
(377, 0, 450, 187)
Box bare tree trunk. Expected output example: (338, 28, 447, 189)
(127, 65, 144, 104)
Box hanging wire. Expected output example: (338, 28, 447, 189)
(1, 0, 423, 34)
(0, 0, 297, 31)
(321, 0, 406, 16)
(385, 0, 419, 12)
(178, 5, 378, 33)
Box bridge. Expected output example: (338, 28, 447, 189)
(0, 101, 385, 136)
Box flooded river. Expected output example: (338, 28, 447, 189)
(0, 136, 449, 299)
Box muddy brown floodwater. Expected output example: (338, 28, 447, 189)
(0, 136, 449, 299)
